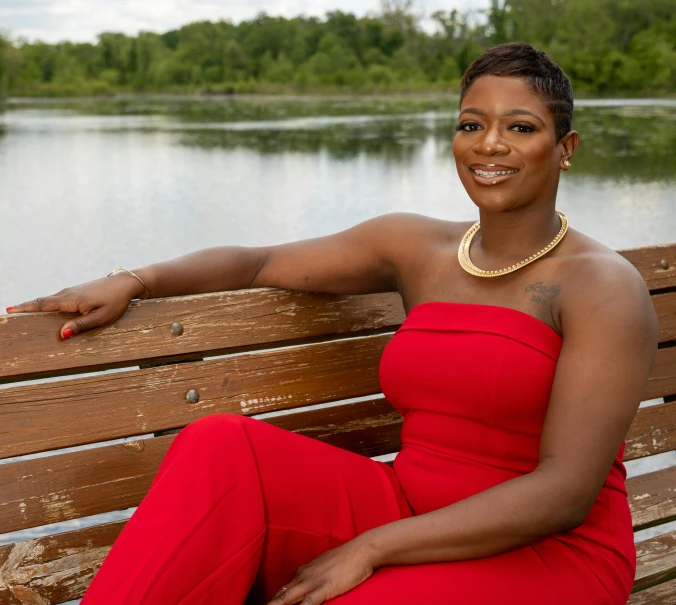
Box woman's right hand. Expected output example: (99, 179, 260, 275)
(5, 273, 144, 340)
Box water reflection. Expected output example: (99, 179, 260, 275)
(572, 108, 676, 182)
(180, 119, 431, 163)
(6, 97, 676, 183)
(176, 104, 676, 183)
(3, 95, 461, 123)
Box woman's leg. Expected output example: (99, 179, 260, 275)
(80, 413, 410, 605)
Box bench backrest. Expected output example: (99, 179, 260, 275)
(0, 243, 675, 605)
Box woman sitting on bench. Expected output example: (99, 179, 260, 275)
(8, 42, 657, 605)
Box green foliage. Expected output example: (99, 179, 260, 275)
(437, 56, 460, 83)
(504, 0, 676, 94)
(0, 35, 6, 96)
(2, 0, 675, 96)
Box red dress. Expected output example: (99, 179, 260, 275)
(81, 302, 634, 605)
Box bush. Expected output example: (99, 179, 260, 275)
(367, 64, 395, 85)
(437, 56, 460, 83)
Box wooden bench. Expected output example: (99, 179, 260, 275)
(0, 242, 675, 605)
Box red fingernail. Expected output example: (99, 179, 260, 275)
(62, 329, 74, 339)
(6, 307, 13, 312)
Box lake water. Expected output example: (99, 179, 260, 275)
(1, 96, 675, 602)
(1, 95, 675, 306)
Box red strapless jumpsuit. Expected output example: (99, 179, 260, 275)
(81, 302, 635, 605)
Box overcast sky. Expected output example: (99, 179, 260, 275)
(0, 0, 490, 44)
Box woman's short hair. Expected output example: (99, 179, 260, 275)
(460, 42, 573, 142)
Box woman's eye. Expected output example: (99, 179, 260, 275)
(455, 122, 480, 132)
(511, 123, 536, 133)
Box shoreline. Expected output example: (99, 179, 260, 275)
(2, 92, 676, 106)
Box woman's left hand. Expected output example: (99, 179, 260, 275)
(267, 536, 378, 604)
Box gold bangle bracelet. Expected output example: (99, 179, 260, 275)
(107, 266, 151, 300)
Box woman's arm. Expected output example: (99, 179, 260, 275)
(270, 254, 658, 604)
(129, 212, 419, 300)
(7, 212, 435, 337)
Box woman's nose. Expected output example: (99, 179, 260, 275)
(473, 126, 510, 156)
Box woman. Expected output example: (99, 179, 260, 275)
(8, 43, 657, 605)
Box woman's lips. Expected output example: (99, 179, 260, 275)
(468, 166, 519, 186)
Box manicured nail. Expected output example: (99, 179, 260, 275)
(6, 306, 13, 312)
(62, 329, 74, 339)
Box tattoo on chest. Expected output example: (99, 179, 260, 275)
(525, 282, 561, 306)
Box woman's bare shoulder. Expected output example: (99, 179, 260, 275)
(554, 228, 656, 337)
(369, 212, 471, 249)
(367, 212, 472, 274)
(557, 228, 645, 286)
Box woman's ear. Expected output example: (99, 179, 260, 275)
(559, 130, 579, 171)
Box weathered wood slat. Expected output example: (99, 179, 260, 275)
(0, 520, 123, 605)
(2, 401, 675, 536)
(0, 289, 405, 383)
(653, 291, 676, 343)
(0, 398, 403, 535)
(0, 435, 170, 535)
(619, 243, 676, 291)
(633, 530, 676, 592)
(0, 334, 391, 459)
(628, 465, 676, 531)
(2, 517, 676, 604)
(265, 397, 402, 457)
(644, 345, 676, 401)
(628, 578, 676, 604)
(1, 336, 673, 460)
(625, 400, 676, 461)
(0, 324, 673, 464)
(280, 396, 676, 465)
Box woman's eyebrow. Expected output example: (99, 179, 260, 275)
(502, 109, 545, 125)
(459, 108, 545, 126)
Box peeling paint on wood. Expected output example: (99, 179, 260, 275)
(0, 522, 121, 604)
(634, 493, 652, 501)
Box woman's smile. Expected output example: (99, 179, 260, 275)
(468, 163, 520, 185)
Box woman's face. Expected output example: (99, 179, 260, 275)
(452, 75, 575, 214)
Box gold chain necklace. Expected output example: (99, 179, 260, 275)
(458, 210, 569, 278)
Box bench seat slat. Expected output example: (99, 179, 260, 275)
(0, 334, 391, 459)
(2, 337, 674, 460)
(267, 397, 403, 457)
(0, 290, 405, 384)
(2, 519, 675, 604)
(628, 465, 676, 531)
(633, 530, 676, 592)
(1, 402, 673, 536)
(0, 436, 169, 535)
(628, 578, 676, 604)
(625, 400, 676, 461)
(0, 520, 123, 605)
(644, 345, 676, 401)
(619, 243, 676, 291)
(653, 291, 676, 344)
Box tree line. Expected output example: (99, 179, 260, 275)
(0, 0, 674, 97)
